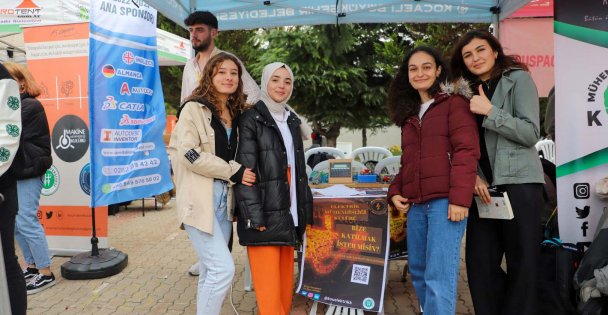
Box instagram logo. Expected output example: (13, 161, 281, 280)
(573, 183, 590, 199)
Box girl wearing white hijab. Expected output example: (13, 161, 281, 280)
(235, 62, 313, 315)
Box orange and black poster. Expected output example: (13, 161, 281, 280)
(297, 195, 390, 312)
(23, 23, 108, 255)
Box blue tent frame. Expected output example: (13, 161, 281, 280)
(146, 0, 532, 32)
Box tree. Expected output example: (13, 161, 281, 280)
(249, 23, 489, 146)
(250, 25, 398, 147)
(157, 13, 188, 114)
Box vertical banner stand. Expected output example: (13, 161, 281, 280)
(60, 207, 128, 279)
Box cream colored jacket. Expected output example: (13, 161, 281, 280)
(168, 101, 241, 235)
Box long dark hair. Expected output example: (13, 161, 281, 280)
(450, 29, 528, 83)
(183, 52, 246, 119)
(387, 46, 447, 126)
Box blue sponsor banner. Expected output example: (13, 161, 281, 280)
(88, 0, 173, 207)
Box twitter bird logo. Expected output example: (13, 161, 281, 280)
(576, 206, 590, 219)
(45, 211, 53, 219)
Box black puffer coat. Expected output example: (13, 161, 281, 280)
(235, 101, 313, 246)
(11, 94, 52, 180)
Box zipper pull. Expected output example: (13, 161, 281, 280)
(447, 152, 452, 165)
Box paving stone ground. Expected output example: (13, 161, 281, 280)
(19, 200, 474, 315)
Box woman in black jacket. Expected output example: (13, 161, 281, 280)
(4, 62, 54, 295)
(235, 62, 312, 315)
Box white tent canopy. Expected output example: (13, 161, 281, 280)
(146, 0, 533, 31)
(0, 0, 192, 65)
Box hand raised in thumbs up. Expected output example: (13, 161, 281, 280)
(470, 85, 493, 116)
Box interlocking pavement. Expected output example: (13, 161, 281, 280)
(19, 200, 474, 315)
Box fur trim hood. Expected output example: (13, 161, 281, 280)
(440, 77, 474, 100)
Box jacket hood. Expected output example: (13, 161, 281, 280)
(440, 77, 474, 100)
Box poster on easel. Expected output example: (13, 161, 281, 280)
(296, 194, 390, 313)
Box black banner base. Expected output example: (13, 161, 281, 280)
(61, 248, 128, 280)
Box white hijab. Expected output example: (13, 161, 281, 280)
(260, 62, 312, 140)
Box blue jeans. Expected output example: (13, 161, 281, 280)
(14, 176, 52, 269)
(184, 180, 234, 315)
(407, 198, 466, 315)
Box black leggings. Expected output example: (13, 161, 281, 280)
(466, 183, 543, 315)
(0, 182, 27, 315)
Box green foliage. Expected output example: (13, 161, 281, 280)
(158, 13, 187, 113)
(406, 23, 490, 58)
(250, 25, 401, 145)
(215, 29, 259, 73)
(156, 16, 492, 142)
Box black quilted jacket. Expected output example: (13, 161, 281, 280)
(235, 101, 313, 246)
(12, 94, 52, 180)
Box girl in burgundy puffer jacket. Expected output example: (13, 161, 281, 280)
(387, 46, 480, 315)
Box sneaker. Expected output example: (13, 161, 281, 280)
(26, 273, 56, 295)
(22, 267, 39, 281)
(188, 262, 200, 276)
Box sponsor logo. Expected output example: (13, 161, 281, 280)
(101, 96, 117, 110)
(300, 291, 308, 296)
(576, 206, 590, 219)
(116, 68, 143, 80)
(573, 183, 590, 199)
(585, 70, 608, 126)
(0, 0, 42, 24)
(135, 56, 154, 67)
(41, 165, 60, 196)
(120, 82, 131, 95)
(101, 65, 143, 80)
(119, 102, 145, 112)
(102, 64, 115, 78)
(101, 129, 142, 143)
(362, 298, 375, 310)
(122, 51, 135, 65)
(581, 221, 589, 237)
(79, 163, 91, 196)
(369, 198, 388, 215)
(131, 86, 153, 95)
(119, 114, 156, 126)
(121, 50, 154, 67)
(52, 115, 89, 163)
(313, 294, 320, 300)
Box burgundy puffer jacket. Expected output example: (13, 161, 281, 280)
(387, 91, 480, 208)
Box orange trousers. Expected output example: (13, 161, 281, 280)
(247, 246, 295, 315)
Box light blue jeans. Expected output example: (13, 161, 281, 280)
(407, 198, 466, 315)
(184, 180, 234, 315)
(15, 176, 52, 269)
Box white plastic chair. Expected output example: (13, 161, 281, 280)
(304, 147, 346, 167)
(535, 139, 555, 164)
(312, 160, 367, 174)
(350, 146, 392, 172)
(374, 156, 401, 175)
